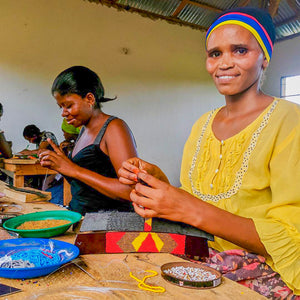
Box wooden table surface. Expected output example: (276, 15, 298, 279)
(0, 195, 266, 299)
(1, 158, 72, 206)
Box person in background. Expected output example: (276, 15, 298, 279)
(39, 66, 137, 215)
(0, 103, 12, 159)
(118, 7, 300, 299)
(0, 103, 12, 182)
(20, 124, 59, 156)
(60, 118, 80, 156)
(18, 125, 58, 189)
(46, 119, 81, 206)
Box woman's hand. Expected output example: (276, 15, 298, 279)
(59, 141, 71, 151)
(118, 157, 169, 185)
(19, 149, 37, 155)
(39, 138, 79, 177)
(130, 171, 199, 224)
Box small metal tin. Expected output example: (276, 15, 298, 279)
(161, 262, 222, 289)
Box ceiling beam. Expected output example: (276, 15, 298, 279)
(172, 0, 221, 17)
(275, 13, 300, 27)
(172, 0, 189, 17)
(287, 0, 300, 13)
(268, 0, 282, 17)
(186, 1, 221, 12)
(238, 0, 251, 6)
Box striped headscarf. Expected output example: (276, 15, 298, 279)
(205, 7, 276, 62)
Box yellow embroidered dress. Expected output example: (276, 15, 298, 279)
(180, 98, 300, 294)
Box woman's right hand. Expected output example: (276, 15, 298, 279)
(118, 157, 169, 185)
(39, 138, 79, 177)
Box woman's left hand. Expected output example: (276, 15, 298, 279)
(131, 171, 200, 225)
(39, 138, 79, 177)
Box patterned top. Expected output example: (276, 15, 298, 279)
(180, 98, 300, 294)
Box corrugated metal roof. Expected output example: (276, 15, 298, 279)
(87, 0, 300, 42)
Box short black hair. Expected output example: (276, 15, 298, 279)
(51, 66, 116, 108)
(23, 124, 41, 138)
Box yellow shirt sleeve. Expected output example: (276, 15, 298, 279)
(253, 117, 300, 294)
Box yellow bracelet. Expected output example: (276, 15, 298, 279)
(129, 270, 165, 293)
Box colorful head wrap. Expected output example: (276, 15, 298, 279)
(205, 7, 276, 62)
(61, 118, 81, 135)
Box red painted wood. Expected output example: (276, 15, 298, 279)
(75, 231, 209, 258)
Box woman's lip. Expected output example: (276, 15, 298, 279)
(216, 75, 239, 83)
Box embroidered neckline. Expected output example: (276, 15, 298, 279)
(188, 99, 279, 202)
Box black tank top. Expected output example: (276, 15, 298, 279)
(68, 116, 133, 215)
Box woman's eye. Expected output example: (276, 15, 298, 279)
(209, 51, 221, 58)
(235, 47, 247, 54)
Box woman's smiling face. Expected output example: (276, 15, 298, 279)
(55, 92, 92, 128)
(206, 24, 268, 96)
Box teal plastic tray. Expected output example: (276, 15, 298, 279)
(3, 210, 82, 238)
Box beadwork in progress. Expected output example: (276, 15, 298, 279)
(0, 238, 79, 279)
(161, 262, 221, 289)
(0, 249, 61, 269)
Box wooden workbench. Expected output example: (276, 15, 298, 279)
(0, 158, 72, 206)
(0, 196, 266, 299)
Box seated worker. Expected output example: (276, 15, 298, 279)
(118, 7, 300, 299)
(0, 103, 12, 182)
(46, 119, 81, 206)
(39, 66, 137, 215)
(20, 124, 59, 156)
(0, 103, 12, 159)
(60, 118, 80, 156)
(19, 125, 58, 189)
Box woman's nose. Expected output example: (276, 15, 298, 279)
(219, 53, 233, 69)
(61, 108, 68, 117)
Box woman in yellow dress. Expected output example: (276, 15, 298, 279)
(118, 7, 300, 299)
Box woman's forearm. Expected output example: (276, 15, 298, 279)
(185, 195, 268, 256)
(71, 164, 132, 200)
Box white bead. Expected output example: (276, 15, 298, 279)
(215, 169, 219, 173)
(210, 183, 213, 189)
(219, 154, 222, 159)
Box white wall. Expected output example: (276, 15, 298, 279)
(0, 0, 224, 186)
(0, 0, 298, 186)
(263, 35, 300, 97)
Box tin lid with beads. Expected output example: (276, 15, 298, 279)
(161, 262, 222, 289)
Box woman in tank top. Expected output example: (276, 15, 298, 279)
(39, 66, 137, 215)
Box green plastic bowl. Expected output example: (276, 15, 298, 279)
(3, 210, 82, 238)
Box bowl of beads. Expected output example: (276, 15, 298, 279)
(0, 238, 79, 279)
(3, 210, 82, 238)
(161, 262, 222, 289)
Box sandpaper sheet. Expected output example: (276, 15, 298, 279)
(80, 211, 213, 240)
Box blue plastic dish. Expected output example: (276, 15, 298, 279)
(0, 238, 79, 279)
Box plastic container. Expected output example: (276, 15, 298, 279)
(3, 210, 82, 238)
(0, 238, 79, 279)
